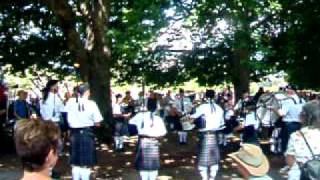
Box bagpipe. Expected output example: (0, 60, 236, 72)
(255, 91, 296, 127)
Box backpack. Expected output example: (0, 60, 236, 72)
(299, 131, 320, 180)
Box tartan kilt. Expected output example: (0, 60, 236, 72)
(70, 128, 97, 166)
(197, 133, 220, 167)
(135, 138, 160, 170)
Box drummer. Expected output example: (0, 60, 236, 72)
(190, 89, 224, 180)
(234, 90, 251, 119)
(174, 88, 193, 145)
(234, 101, 260, 145)
(270, 85, 305, 153)
(128, 105, 167, 180)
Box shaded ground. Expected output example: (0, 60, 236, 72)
(0, 132, 287, 180)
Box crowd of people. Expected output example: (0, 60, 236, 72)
(1, 79, 320, 180)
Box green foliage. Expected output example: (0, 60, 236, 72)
(0, 0, 170, 81)
(177, 0, 282, 86)
(0, 2, 71, 74)
(270, 0, 320, 89)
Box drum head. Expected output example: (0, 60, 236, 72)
(256, 92, 289, 126)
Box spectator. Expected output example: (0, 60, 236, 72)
(285, 100, 320, 180)
(228, 143, 272, 179)
(14, 119, 60, 180)
(14, 90, 31, 120)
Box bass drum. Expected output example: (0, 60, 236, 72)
(256, 92, 291, 127)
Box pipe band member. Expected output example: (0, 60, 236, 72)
(64, 83, 103, 180)
(129, 106, 167, 180)
(113, 93, 130, 152)
(234, 102, 260, 145)
(190, 89, 225, 180)
(174, 88, 192, 144)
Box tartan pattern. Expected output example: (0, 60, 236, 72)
(70, 129, 97, 166)
(135, 138, 160, 170)
(198, 133, 220, 167)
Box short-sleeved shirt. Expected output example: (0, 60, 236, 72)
(129, 111, 167, 137)
(285, 127, 320, 180)
(14, 100, 30, 119)
(64, 97, 103, 128)
(190, 103, 224, 132)
(40, 92, 64, 122)
(174, 97, 192, 114)
(279, 96, 304, 123)
(244, 112, 259, 130)
(286, 127, 320, 164)
(112, 102, 122, 115)
(224, 109, 234, 120)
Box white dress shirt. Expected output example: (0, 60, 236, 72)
(174, 96, 192, 114)
(190, 103, 224, 132)
(64, 97, 103, 128)
(112, 102, 122, 115)
(40, 92, 64, 122)
(244, 112, 260, 130)
(129, 111, 167, 137)
(279, 95, 305, 123)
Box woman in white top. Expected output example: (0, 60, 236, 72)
(286, 100, 320, 180)
(40, 80, 64, 123)
(129, 106, 167, 180)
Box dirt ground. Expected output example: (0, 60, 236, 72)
(0, 132, 287, 180)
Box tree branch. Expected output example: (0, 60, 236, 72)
(40, 0, 88, 79)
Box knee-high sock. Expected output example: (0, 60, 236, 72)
(79, 167, 91, 180)
(181, 131, 188, 142)
(178, 131, 183, 142)
(114, 136, 120, 149)
(198, 166, 209, 180)
(140, 171, 149, 180)
(140, 170, 158, 180)
(209, 165, 219, 180)
(72, 166, 81, 180)
(72, 166, 91, 180)
(119, 136, 124, 149)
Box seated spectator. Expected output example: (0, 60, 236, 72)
(14, 119, 60, 180)
(14, 90, 31, 120)
(285, 100, 320, 180)
(228, 143, 273, 179)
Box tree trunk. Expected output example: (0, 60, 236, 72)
(86, 0, 112, 126)
(42, 0, 113, 132)
(231, 49, 250, 102)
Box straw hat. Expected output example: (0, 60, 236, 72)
(228, 144, 269, 177)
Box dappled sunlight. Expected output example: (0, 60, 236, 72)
(164, 159, 175, 164)
(124, 151, 133, 155)
(157, 175, 173, 180)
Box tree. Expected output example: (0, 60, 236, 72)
(0, 0, 170, 133)
(144, 0, 281, 100)
(269, 0, 320, 89)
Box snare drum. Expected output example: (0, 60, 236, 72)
(181, 116, 195, 131)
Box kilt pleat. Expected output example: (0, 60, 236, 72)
(70, 129, 97, 166)
(198, 133, 220, 167)
(135, 138, 160, 170)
